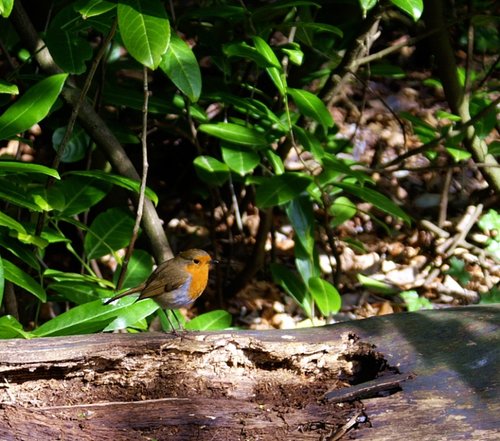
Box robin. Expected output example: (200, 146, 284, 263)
(105, 249, 217, 330)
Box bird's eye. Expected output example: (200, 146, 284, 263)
(193, 258, 200, 264)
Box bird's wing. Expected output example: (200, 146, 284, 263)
(138, 266, 186, 300)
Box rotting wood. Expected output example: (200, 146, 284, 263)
(0, 305, 498, 440)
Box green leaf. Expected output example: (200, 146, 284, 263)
(252, 173, 312, 208)
(478, 209, 500, 232)
(0, 179, 41, 211)
(252, 36, 287, 95)
(286, 196, 315, 255)
(446, 257, 471, 286)
(0, 0, 13, 18)
(370, 64, 405, 79)
(84, 208, 136, 259)
(113, 249, 153, 289)
(0, 161, 60, 179)
(479, 287, 500, 305)
(221, 144, 260, 176)
(0, 234, 40, 270)
(264, 149, 285, 175)
(103, 299, 159, 331)
(330, 196, 356, 227)
(117, 0, 170, 70)
(31, 298, 144, 337)
(288, 88, 333, 129)
(0, 80, 18, 95)
(44, 269, 115, 287)
(223, 42, 275, 68)
(3, 259, 46, 302)
(308, 277, 341, 316)
(334, 181, 411, 224)
(185, 310, 232, 330)
(390, 0, 423, 21)
(52, 126, 91, 163)
(48, 281, 110, 304)
(199, 123, 268, 147)
(0, 256, 3, 306)
(0, 74, 68, 140)
(45, 7, 93, 74)
(0, 211, 27, 234)
(357, 274, 398, 295)
(0, 316, 31, 339)
(445, 146, 471, 162)
(270, 263, 312, 318)
(160, 32, 201, 102)
(75, 0, 116, 19)
(68, 170, 158, 205)
(55, 175, 111, 216)
(193, 155, 230, 186)
(399, 290, 433, 311)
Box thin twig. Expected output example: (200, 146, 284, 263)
(438, 168, 452, 228)
(116, 65, 150, 290)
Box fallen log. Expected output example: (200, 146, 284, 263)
(0, 305, 498, 440)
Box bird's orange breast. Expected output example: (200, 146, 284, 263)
(185, 260, 211, 301)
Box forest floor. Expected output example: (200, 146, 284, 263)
(165, 70, 499, 331)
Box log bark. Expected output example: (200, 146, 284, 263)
(0, 305, 498, 440)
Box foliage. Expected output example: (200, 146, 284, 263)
(0, 0, 496, 337)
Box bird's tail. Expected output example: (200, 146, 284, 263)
(104, 284, 145, 305)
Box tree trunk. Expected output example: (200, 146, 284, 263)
(0, 305, 498, 440)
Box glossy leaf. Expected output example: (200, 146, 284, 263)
(390, 0, 423, 21)
(68, 170, 158, 205)
(52, 126, 91, 163)
(117, 0, 170, 70)
(308, 277, 341, 316)
(288, 88, 333, 129)
(84, 208, 136, 259)
(252, 36, 287, 95)
(103, 299, 159, 331)
(223, 42, 274, 68)
(45, 7, 93, 74)
(0, 179, 42, 211)
(0, 211, 27, 234)
(44, 269, 115, 287)
(75, 0, 116, 18)
(252, 173, 312, 208)
(286, 196, 315, 255)
(113, 249, 153, 290)
(0, 316, 31, 339)
(0, 74, 68, 140)
(31, 298, 143, 337)
(221, 144, 260, 176)
(185, 310, 232, 330)
(0, 0, 13, 18)
(0, 234, 40, 270)
(0, 161, 60, 179)
(270, 263, 312, 318)
(48, 281, 111, 305)
(0, 80, 18, 94)
(3, 259, 46, 302)
(330, 196, 356, 227)
(193, 155, 230, 186)
(160, 32, 201, 102)
(199, 123, 268, 147)
(335, 182, 411, 224)
(55, 175, 111, 216)
(357, 274, 398, 295)
(0, 256, 3, 306)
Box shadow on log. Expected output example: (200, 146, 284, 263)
(0, 305, 498, 440)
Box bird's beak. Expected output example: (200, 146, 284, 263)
(210, 258, 219, 265)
